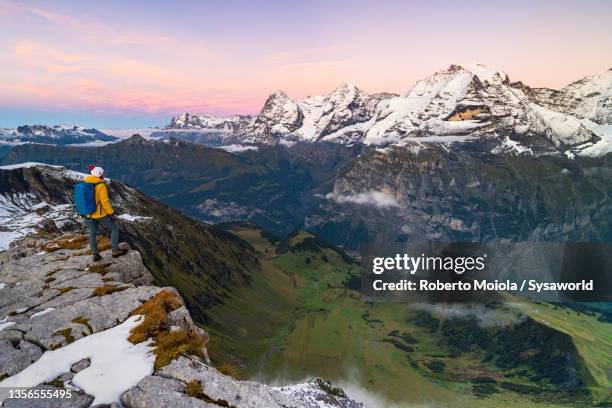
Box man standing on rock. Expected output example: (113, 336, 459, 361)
(85, 166, 127, 261)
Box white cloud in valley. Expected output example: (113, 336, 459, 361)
(326, 190, 400, 208)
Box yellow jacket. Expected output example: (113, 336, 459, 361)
(84, 175, 114, 218)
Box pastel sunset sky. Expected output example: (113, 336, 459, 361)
(1, 0, 611, 127)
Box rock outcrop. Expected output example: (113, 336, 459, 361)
(0, 235, 361, 407)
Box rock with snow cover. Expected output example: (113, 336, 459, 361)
(0, 125, 117, 146)
(0, 234, 362, 407)
(122, 357, 362, 408)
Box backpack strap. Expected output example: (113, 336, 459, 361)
(94, 182, 104, 215)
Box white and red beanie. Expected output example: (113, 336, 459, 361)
(89, 165, 104, 178)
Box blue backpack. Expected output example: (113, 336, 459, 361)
(74, 182, 100, 216)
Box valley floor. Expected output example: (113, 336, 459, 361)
(207, 227, 612, 408)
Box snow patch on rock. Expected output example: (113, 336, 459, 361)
(0, 315, 154, 405)
(118, 214, 152, 222)
(30, 308, 56, 319)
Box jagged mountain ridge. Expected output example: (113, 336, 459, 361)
(532, 68, 612, 124)
(311, 144, 612, 249)
(166, 62, 612, 156)
(0, 125, 118, 146)
(0, 137, 363, 236)
(167, 112, 252, 131)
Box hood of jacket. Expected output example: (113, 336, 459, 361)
(85, 175, 105, 184)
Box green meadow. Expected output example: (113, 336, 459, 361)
(206, 227, 612, 407)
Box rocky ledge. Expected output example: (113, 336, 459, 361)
(0, 234, 361, 408)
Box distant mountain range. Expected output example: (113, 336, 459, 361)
(3, 62, 610, 157)
(0, 124, 117, 145)
(165, 62, 612, 157)
(3, 135, 612, 250)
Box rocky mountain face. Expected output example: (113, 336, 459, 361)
(310, 143, 612, 249)
(361, 62, 602, 149)
(2, 136, 612, 252)
(161, 113, 253, 146)
(0, 234, 362, 407)
(0, 125, 117, 146)
(167, 113, 252, 131)
(166, 63, 612, 157)
(0, 163, 261, 323)
(234, 84, 397, 145)
(532, 68, 612, 125)
(0, 137, 362, 236)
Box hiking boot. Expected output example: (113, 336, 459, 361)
(92, 254, 102, 262)
(112, 248, 128, 258)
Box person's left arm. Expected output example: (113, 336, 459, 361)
(99, 183, 115, 215)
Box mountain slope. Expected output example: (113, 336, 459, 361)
(532, 68, 612, 124)
(0, 162, 260, 323)
(0, 234, 362, 408)
(204, 224, 611, 408)
(167, 112, 251, 131)
(3, 135, 612, 252)
(0, 125, 118, 146)
(0, 136, 362, 236)
(311, 143, 612, 249)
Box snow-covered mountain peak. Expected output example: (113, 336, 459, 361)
(166, 112, 251, 131)
(324, 82, 366, 108)
(329, 82, 358, 95)
(240, 90, 304, 142)
(455, 60, 504, 83)
(532, 67, 612, 127)
(162, 63, 611, 156)
(260, 90, 300, 118)
(268, 89, 292, 101)
(0, 124, 117, 145)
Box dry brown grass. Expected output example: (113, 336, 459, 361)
(59, 286, 76, 294)
(45, 277, 56, 283)
(216, 363, 241, 379)
(71, 316, 93, 334)
(87, 263, 110, 275)
(45, 378, 65, 388)
(91, 285, 128, 297)
(45, 268, 61, 277)
(128, 290, 207, 369)
(128, 290, 183, 343)
(154, 329, 205, 369)
(184, 379, 234, 407)
(185, 379, 205, 399)
(42, 235, 89, 252)
(53, 328, 75, 344)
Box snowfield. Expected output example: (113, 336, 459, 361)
(0, 315, 154, 405)
(118, 214, 152, 222)
(0, 192, 73, 250)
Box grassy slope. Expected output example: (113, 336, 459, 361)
(207, 227, 611, 407)
(518, 301, 612, 397)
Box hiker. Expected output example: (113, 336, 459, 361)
(83, 166, 127, 261)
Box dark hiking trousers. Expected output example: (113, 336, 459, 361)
(89, 216, 118, 255)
